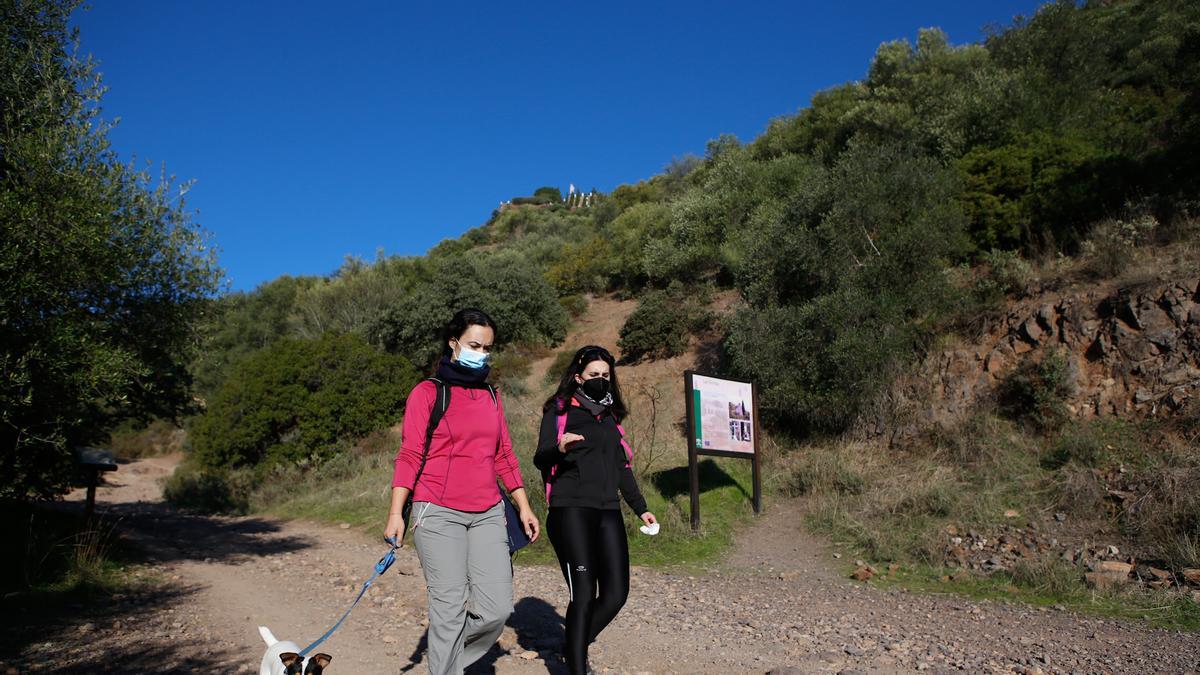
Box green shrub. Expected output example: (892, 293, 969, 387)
(190, 333, 420, 470)
(289, 255, 428, 340)
(945, 250, 1036, 338)
(544, 236, 611, 294)
(727, 142, 968, 432)
(997, 350, 1076, 433)
(350, 428, 402, 457)
(957, 133, 1118, 252)
(645, 141, 814, 285)
(732, 291, 908, 431)
(533, 186, 563, 202)
(604, 202, 672, 289)
(162, 462, 253, 514)
(192, 275, 319, 398)
(617, 282, 713, 362)
(371, 253, 568, 367)
(558, 294, 588, 317)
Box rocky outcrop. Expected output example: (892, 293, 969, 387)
(937, 514, 1200, 595)
(873, 277, 1200, 436)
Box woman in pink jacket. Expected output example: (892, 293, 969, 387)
(384, 308, 539, 675)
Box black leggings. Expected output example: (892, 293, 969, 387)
(546, 507, 630, 675)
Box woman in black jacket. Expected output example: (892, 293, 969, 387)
(534, 345, 657, 675)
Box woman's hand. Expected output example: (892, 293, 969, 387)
(519, 507, 540, 542)
(558, 432, 585, 453)
(508, 488, 540, 543)
(640, 511, 658, 527)
(385, 486, 411, 547)
(384, 511, 407, 547)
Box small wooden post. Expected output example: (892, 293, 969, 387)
(84, 469, 99, 523)
(75, 447, 118, 524)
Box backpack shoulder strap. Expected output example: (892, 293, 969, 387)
(484, 383, 498, 408)
(413, 378, 450, 491)
(545, 398, 568, 502)
(616, 421, 633, 466)
(425, 378, 451, 438)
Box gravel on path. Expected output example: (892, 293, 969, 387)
(2, 456, 1196, 674)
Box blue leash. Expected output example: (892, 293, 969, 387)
(298, 536, 399, 657)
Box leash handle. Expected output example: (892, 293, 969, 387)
(298, 538, 399, 657)
(376, 537, 398, 574)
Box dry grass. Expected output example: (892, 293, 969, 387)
(785, 408, 1200, 630)
(789, 410, 1200, 586)
(2, 505, 129, 596)
(1025, 227, 1200, 296)
(62, 523, 119, 590)
(106, 419, 187, 460)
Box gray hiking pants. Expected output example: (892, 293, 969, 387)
(411, 500, 512, 675)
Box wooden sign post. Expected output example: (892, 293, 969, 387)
(684, 370, 761, 531)
(75, 447, 118, 524)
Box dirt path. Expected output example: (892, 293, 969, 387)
(3, 456, 1198, 674)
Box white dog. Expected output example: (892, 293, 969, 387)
(258, 625, 332, 675)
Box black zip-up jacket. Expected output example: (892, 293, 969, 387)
(534, 402, 648, 514)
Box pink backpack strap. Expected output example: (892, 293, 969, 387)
(616, 423, 633, 468)
(545, 400, 568, 501)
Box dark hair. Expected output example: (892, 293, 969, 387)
(442, 308, 498, 356)
(543, 345, 628, 421)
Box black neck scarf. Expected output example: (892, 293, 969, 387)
(435, 356, 491, 388)
(574, 388, 609, 416)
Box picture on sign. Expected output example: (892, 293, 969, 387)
(690, 373, 755, 454)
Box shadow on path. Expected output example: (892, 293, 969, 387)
(2, 492, 316, 672)
(0, 580, 239, 673)
(43, 497, 317, 565)
(402, 596, 567, 674)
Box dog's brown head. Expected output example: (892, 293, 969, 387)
(279, 652, 332, 674)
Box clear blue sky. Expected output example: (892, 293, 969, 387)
(74, 1, 1043, 292)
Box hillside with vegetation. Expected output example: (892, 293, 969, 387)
(120, 0, 1200, 621)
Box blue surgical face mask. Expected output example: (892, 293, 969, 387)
(456, 343, 490, 369)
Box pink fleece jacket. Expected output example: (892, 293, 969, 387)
(392, 380, 524, 512)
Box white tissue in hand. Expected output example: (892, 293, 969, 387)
(639, 522, 660, 536)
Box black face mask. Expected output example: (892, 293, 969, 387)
(580, 377, 610, 402)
